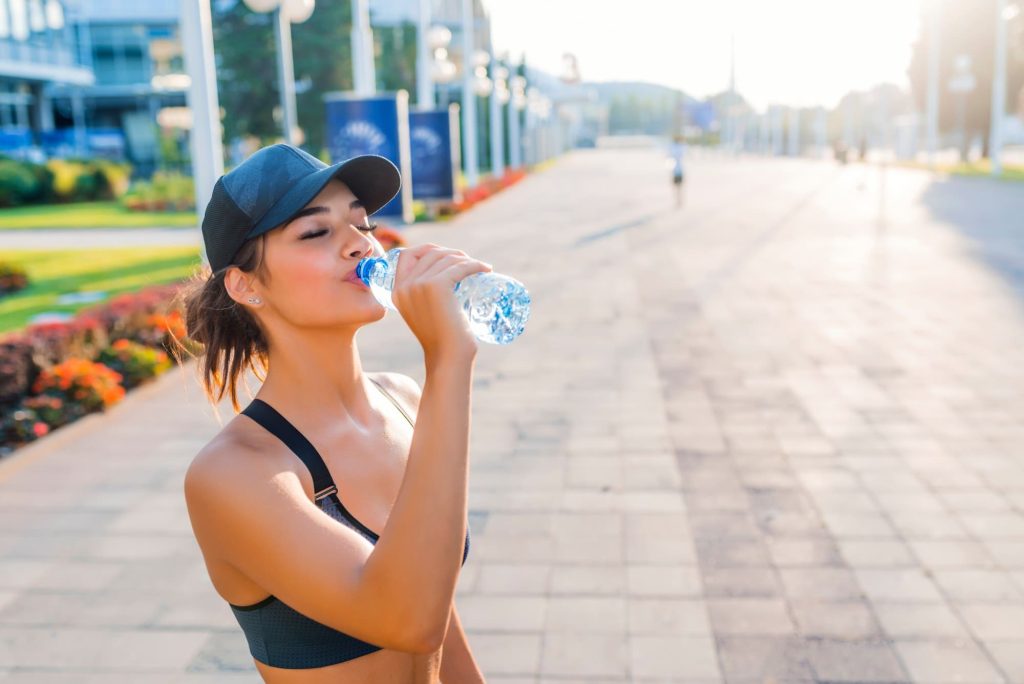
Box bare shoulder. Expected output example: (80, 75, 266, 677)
(183, 418, 303, 536)
(368, 371, 422, 416)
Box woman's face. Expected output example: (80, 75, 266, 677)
(256, 179, 387, 330)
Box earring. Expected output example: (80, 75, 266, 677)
(247, 297, 261, 305)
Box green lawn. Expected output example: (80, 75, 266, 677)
(896, 160, 1024, 182)
(0, 201, 197, 230)
(0, 247, 202, 333)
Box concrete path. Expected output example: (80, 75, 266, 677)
(1, 149, 1023, 683)
(0, 227, 201, 250)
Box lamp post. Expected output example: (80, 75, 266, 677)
(416, 0, 434, 109)
(489, 60, 509, 178)
(351, 0, 375, 95)
(926, 0, 941, 168)
(471, 50, 493, 174)
(241, 0, 315, 145)
(508, 74, 526, 169)
(460, 0, 479, 187)
(180, 0, 224, 229)
(428, 25, 456, 108)
(990, 0, 1014, 176)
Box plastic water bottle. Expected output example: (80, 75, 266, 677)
(355, 248, 531, 345)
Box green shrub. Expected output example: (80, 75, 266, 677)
(97, 338, 171, 390)
(0, 160, 40, 207)
(121, 172, 195, 211)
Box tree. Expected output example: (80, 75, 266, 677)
(908, 0, 1024, 160)
(212, 0, 354, 156)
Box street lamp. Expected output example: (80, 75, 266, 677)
(508, 73, 526, 169)
(489, 60, 509, 177)
(429, 29, 458, 107)
(241, 0, 315, 145)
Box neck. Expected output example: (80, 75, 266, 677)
(256, 325, 375, 430)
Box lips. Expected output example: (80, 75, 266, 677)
(343, 269, 367, 287)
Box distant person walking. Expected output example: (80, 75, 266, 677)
(669, 135, 687, 208)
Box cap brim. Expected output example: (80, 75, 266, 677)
(246, 155, 401, 239)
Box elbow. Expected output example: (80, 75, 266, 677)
(406, 620, 447, 654)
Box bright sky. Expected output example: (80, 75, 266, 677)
(486, 0, 923, 111)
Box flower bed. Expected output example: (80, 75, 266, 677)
(0, 263, 29, 297)
(0, 282, 194, 456)
(435, 168, 528, 218)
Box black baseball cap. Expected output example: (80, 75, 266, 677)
(201, 143, 401, 272)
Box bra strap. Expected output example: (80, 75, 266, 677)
(241, 399, 338, 501)
(368, 376, 415, 427)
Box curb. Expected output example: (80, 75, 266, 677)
(0, 360, 195, 485)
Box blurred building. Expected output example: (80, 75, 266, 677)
(0, 0, 93, 159)
(58, 0, 186, 173)
(1, 0, 184, 172)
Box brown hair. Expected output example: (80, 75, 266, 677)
(168, 235, 271, 416)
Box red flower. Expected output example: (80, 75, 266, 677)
(32, 422, 49, 438)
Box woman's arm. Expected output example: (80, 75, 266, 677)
(440, 600, 486, 683)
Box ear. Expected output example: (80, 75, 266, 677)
(223, 266, 263, 308)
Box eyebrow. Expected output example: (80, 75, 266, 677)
(288, 201, 364, 226)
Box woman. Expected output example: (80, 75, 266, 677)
(174, 144, 488, 683)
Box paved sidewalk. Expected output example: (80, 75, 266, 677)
(0, 227, 200, 249)
(1, 150, 1024, 682)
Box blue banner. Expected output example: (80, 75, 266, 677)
(686, 101, 717, 131)
(324, 91, 413, 222)
(409, 107, 459, 201)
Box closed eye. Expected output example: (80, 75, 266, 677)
(358, 222, 378, 232)
(300, 229, 329, 240)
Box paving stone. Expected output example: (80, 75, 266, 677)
(477, 563, 551, 595)
(984, 640, 1024, 683)
(545, 597, 625, 633)
(540, 632, 628, 678)
(836, 539, 916, 567)
(778, 568, 865, 601)
(790, 601, 881, 638)
(854, 568, 945, 603)
(930, 569, 1024, 602)
(459, 595, 547, 632)
(802, 638, 909, 683)
(957, 604, 1024, 640)
(871, 603, 972, 639)
(630, 635, 721, 680)
(707, 599, 794, 636)
(627, 598, 712, 636)
(714, 636, 814, 682)
(467, 633, 542, 676)
(626, 565, 704, 598)
(894, 639, 1005, 683)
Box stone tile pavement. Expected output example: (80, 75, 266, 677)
(1, 149, 1023, 682)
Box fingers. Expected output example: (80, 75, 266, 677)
(418, 253, 490, 282)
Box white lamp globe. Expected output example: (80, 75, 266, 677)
(28, 0, 45, 32)
(242, 0, 281, 13)
(492, 66, 509, 82)
(10, 0, 29, 41)
(472, 50, 491, 68)
(427, 25, 452, 50)
(284, 0, 314, 23)
(510, 75, 527, 91)
(44, 0, 63, 30)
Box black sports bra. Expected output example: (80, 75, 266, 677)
(228, 377, 471, 669)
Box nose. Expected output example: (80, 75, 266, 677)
(343, 225, 376, 260)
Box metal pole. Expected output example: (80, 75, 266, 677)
(352, 0, 376, 95)
(274, 7, 298, 145)
(787, 108, 799, 156)
(508, 101, 521, 169)
(416, 0, 434, 109)
(180, 0, 224, 243)
(489, 56, 504, 178)
(926, 0, 941, 167)
(991, 0, 1007, 176)
(460, 0, 478, 187)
